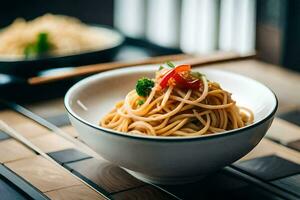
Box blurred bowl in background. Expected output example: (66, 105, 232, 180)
(0, 25, 124, 77)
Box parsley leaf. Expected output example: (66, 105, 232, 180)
(191, 71, 205, 79)
(159, 66, 164, 70)
(24, 32, 52, 58)
(166, 61, 175, 68)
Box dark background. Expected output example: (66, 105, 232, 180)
(0, 0, 114, 28)
(256, 0, 300, 71)
(0, 0, 299, 71)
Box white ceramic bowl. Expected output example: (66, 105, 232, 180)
(64, 66, 278, 184)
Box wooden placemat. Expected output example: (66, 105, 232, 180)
(1, 102, 300, 200)
(0, 58, 299, 200)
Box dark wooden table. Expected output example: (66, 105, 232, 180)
(0, 58, 299, 199)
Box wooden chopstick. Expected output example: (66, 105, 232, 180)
(28, 51, 255, 85)
(28, 53, 190, 85)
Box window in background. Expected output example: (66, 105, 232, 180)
(114, 0, 256, 55)
(256, 0, 300, 71)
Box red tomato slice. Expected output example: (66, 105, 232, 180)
(159, 64, 194, 89)
(173, 73, 200, 90)
(175, 65, 191, 72)
(159, 69, 176, 89)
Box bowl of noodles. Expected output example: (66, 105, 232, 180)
(64, 63, 278, 184)
(0, 14, 124, 76)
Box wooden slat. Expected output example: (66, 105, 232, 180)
(66, 158, 144, 193)
(26, 98, 65, 119)
(29, 134, 74, 153)
(266, 118, 300, 145)
(0, 105, 103, 161)
(60, 126, 79, 138)
(0, 110, 31, 125)
(44, 114, 71, 127)
(0, 139, 36, 163)
(13, 123, 52, 139)
(239, 139, 300, 165)
(0, 120, 108, 199)
(5, 155, 82, 192)
(211, 60, 300, 112)
(48, 148, 91, 165)
(45, 184, 106, 200)
(0, 110, 52, 138)
(0, 164, 49, 200)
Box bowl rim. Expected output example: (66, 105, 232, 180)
(64, 66, 278, 142)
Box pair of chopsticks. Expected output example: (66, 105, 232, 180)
(28, 51, 255, 85)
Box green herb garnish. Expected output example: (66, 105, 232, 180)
(191, 71, 205, 79)
(166, 61, 175, 68)
(136, 77, 155, 97)
(159, 65, 164, 71)
(137, 99, 145, 105)
(24, 32, 52, 58)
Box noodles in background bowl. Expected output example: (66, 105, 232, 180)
(0, 14, 114, 59)
(101, 63, 254, 137)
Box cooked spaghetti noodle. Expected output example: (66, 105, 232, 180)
(101, 63, 254, 137)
